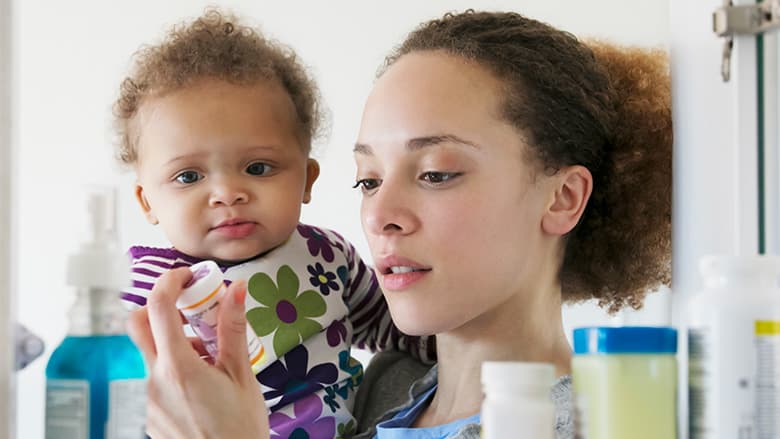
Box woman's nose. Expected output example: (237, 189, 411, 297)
(362, 181, 419, 236)
(208, 177, 249, 207)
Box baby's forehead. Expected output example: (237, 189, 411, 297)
(133, 79, 311, 157)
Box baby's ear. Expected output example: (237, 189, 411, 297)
(302, 159, 320, 204)
(541, 165, 592, 236)
(134, 184, 159, 225)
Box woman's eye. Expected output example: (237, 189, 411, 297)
(174, 171, 201, 184)
(352, 178, 381, 193)
(246, 162, 272, 176)
(420, 171, 460, 184)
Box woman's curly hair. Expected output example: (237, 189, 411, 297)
(384, 10, 672, 313)
(113, 8, 324, 165)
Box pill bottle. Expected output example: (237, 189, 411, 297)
(481, 361, 556, 439)
(177, 260, 266, 374)
(572, 326, 678, 439)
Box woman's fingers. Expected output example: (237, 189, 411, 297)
(215, 280, 254, 384)
(146, 267, 200, 364)
(188, 336, 209, 357)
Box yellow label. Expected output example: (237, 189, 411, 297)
(755, 320, 780, 335)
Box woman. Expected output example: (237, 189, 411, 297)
(128, 10, 671, 439)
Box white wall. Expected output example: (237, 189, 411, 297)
(1, 0, 14, 437)
(11, 1, 670, 438)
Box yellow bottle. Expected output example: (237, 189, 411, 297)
(572, 326, 678, 439)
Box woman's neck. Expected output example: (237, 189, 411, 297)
(412, 282, 572, 428)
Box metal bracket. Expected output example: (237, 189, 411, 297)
(714, 0, 780, 81)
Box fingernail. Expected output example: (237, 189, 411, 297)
(233, 281, 247, 305)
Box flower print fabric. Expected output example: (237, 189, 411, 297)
(247, 265, 327, 356)
(258, 345, 338, 411)
(298, 224, 336, 262)
(269, 394, 335, 439)
(308, 262, 340, 296)
(121, 224, 437, 439)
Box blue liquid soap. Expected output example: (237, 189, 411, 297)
(45, 289, 147, 439)
(46, 337, 146, 438)
(45, 188, 148, 439)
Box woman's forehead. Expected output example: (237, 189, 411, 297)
(373, 51, 502, 107)
(359, 52, 508, 147)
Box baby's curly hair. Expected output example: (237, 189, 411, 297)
(385, 11, 672, 313)
(113, 8, 324, 165)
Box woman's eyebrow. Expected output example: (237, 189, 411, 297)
(354, 134, 480, 155)
(407, 134, 480, 150)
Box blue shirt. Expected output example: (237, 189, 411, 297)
(374, 386, 481, 439)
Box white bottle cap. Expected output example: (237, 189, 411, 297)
(482, 361, 555, 395)
(66, 186, 129, 289)
(699, 254, 780, 287)
(177, 260, 225, 312)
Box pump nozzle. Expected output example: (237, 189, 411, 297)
(85, 186, 118, 247)
(66, 185, 129, 289)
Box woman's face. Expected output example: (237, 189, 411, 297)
(355, 51, 557, 336)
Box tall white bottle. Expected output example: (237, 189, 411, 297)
(481, 361, 556, 439)
(688, 254, 780, 439)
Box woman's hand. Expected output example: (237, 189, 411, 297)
(127, 267, 270, 439)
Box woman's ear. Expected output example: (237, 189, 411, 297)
(302, 159, 320, 204)
(541, 165, 592, 236)
(134, 184, 159, 225)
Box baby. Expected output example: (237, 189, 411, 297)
(115, 9, 434, 438)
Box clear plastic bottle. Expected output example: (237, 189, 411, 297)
(177, 260, 266, 374)
(15, 322, 44, 370)
(481, 361, 556, 439)
(571, 326, 678, 439)
(45, 187, 147, 439)
(688, 254, 780, 439)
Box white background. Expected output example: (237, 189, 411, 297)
(9, 1, 671, 438)
(1, 0, 12, 435)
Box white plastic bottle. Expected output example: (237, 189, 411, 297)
(177, 260, 266, 374)
(481, 361, 555, 439)
(688, 254, 780, 439)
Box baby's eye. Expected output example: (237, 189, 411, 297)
(352, 178, 381, 194)
(174, 171, 202, 185)
(420, 171, 461, 184)
(246, 162, 272, 176)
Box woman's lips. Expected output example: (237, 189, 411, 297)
(375, 255, 432, 291)
(380, 269, 430, 291)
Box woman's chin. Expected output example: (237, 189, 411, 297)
(389, 309, 456, 337)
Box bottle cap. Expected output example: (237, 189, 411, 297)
(481, 361, 555, 392)
(573, 326, 677, 354)
(699, 254, 780, 287)
(177, 260, 225, 311)
(66, 186, 129, 289)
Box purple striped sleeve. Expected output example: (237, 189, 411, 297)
(120, 246, 198, 311)
(120, 292, 147, 307)
(131, 280, 155, 290)
(136, 258, 173, 270)
(132, 267, 163, 278)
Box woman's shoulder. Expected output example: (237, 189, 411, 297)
(552, 375, 575, 439)
(354, 351, 435, 438)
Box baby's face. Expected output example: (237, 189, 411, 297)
(133, 79, 318, 263)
